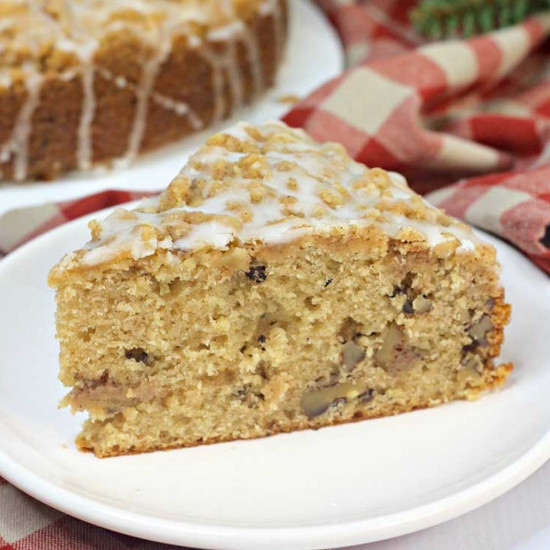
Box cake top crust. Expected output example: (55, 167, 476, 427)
(53, 121, 482, 271)
(0, 0, 269, 73)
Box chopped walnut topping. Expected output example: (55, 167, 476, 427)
(159, 175, 192, 209)
(239, 154, 270, 179)
(286, 177, 299, 191)
(160, 212, 191, 241)
(89, 220, 102, 241)
(114, 208, 138, 221)
(249, 181, 267, 203)
(320, 189, 345, 209)
(375, 196, 429, 221)
(335, 183, 351, 200)
(277, 94, 301, 105)
(368, 168, 392, 189)
(140, 225, 157, 242)
(433, 234, 460, 257)
(226, 201, 253, 223)
(351, 177, 380, 196)
(244, 125, 263, 141)
(361, 209, 387, 223)
(276, 161, 298, 172)
(182, 212, 243, 231)
(207, 133, 242, 152)
(280, 196, 303, 217)
(210, 159, 236, 180)
(312, 205, 327, 218)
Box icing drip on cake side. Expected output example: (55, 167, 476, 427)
(78, 63, 96, 170)
(97, 67, 204, 130)
(118, 31, 175, 168)
(261, 0, 286, 63)
(225, 38, 245, 110)
(200, 47, 227, 125)
(11, 70, 43, 181)
(239, 23, 264, 97)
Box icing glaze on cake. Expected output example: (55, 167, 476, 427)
(65, 121, 481, 267)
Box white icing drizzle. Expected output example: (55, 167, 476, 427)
(199, 47, 227, 125)
(77, 64, 96, 170)
(151, 93, 203, 130)
(97, 67, 203, 130)
(239, 23, 264, 97)
(8, 68, 44, 181)
(211, 5, 264, 108)
(261, 0, 285, 62)
(80, 121, 481, 266)
(121, 35, 173, 166)
(151, 94, 189, 117)
(60, 5, 99, 171)
(201, 27, 246, 116)
(224, 38, 245, 110)
(0, 0, 282, 180)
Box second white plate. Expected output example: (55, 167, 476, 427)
(0, 208, 549, 550)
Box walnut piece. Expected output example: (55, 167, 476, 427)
(412, 295, 432, 314)
(375, 324, 419, 372)
(301, 382, 369, 418)
(468, 315, 493, 346)
(342, 341, 365, 371)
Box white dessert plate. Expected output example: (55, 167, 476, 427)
(0, 0, 343, 217)
(0, 207, 549, 550)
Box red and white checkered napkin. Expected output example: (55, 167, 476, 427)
(0, 477, 181, 550)
(2, 1, 550, 549)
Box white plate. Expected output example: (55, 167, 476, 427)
(0, 210, 549, 550)
(0, 0, 343, 217)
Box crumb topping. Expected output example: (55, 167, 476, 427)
(75, 121, 480, 267)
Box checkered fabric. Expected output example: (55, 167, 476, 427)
(0, 191, 153, 260)
(2, 1, 550, 548)
(0, 476, 181, 550)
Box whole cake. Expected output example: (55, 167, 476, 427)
(0, 0, 287, 182)
(49, 121, 512, 458)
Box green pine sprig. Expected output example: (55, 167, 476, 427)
(411, 0, 550, 40)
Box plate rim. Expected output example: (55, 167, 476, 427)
(1, 434, 549, 550)
(1, 202, 550, 550)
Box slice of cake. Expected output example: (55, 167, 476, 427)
(48, 121, 512, 458)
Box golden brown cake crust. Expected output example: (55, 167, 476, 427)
(0, 0, 288, 182)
